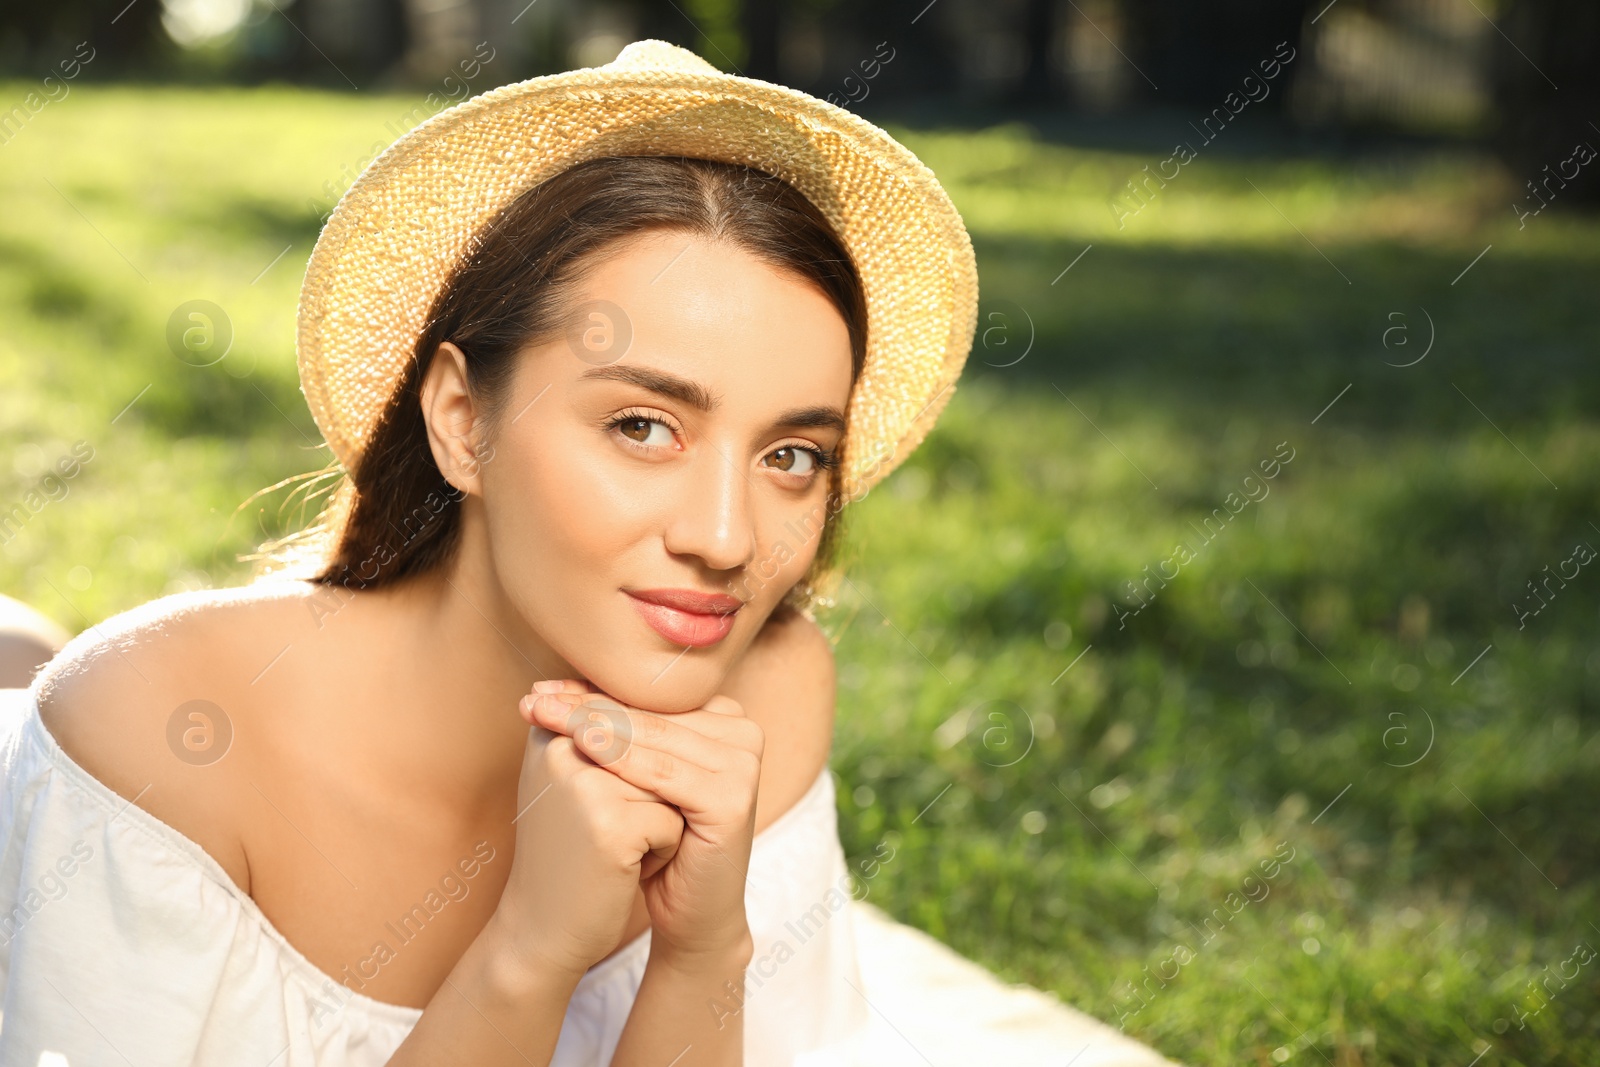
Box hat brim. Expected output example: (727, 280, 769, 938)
(296, 61, 979, 503)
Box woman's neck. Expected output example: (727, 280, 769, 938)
(333, 539, 571, 812)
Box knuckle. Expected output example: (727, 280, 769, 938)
(735, 748, 762, 780)
(585, 803, 621, 841)
(541, 734, 577, 769)
(571, 703, 634, 765)
(572, 763, 612, 794)
(630, 711, 666, 745)
(732, 775, 759, 812)
(646, 748, 681, 783)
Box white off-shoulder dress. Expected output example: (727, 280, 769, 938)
(0, 684, 868, 1067)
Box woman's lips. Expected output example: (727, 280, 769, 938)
(624, 589, 742, 648)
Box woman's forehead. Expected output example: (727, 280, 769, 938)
(545, 232, 854, 406)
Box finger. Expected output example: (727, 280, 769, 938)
(640, 851, 670, 882)
(528, 695, 651, 762)
(534, 678, 591, 696)
(698, 694, 746, 718)
(597, 741, 706, 814)
(518, 689, 591, 726)
(642, 708, 764, 754)
(569, 688, 753, 756)
(554, 684, 741, 724)
(531, 696, 735, 774)
(539, 731, 666, 804)
(617, 704, 764, 762)
(581, 729, 759, 824)
(530, 691, 760, 757)
(631, 799, 685, 877)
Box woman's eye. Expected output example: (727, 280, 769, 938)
(617, 417, 674, 447)
(765, 446, 817, 475)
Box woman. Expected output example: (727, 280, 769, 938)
(0, 40, 977, 1067)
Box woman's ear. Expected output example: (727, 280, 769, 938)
(420, 341, 490, 497)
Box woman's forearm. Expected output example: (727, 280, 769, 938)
(610, 940, 754, 1067)
(384, 912, 584, 1065)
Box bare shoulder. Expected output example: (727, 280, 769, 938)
(721, 604, 837, 832)
(31, 580, 315, 892)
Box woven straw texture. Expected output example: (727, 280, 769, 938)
(296, 39, 979, 502)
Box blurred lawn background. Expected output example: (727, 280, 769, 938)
(1, 84, 1597, 1066)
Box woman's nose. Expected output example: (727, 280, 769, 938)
(662, 444, 758, 573)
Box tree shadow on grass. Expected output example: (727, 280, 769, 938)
(0, 235, 322, 445)
(901, 230, 1600, 913)
(175, 194, 327, 253)
(965, 232, 1600, 430)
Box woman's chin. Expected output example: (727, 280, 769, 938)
(582, 656, 726, 715)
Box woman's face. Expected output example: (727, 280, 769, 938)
(437, 229, 855, 713)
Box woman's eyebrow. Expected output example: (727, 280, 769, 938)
(577, 365, 719, 411)
(776, 406, 847, 433)
(578, 364, 847, 433)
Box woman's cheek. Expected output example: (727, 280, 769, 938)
(747, 510, 820, 606)
(484, 432, 605, 583)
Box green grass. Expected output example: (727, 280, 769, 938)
(3, 85, 1598, 1066)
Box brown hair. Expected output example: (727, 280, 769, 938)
(248, 155, 868, 617)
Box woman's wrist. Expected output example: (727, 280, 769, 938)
(476, 906, 593, 996)
(648, 925, 756, 978)
(385, 903, 584, 1063)
(610, 927, 753, 1066)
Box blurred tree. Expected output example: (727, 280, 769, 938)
(0, 0, 170, 76)
(1489, 0, 1600, 207)
(685, 0, 747, 71)
(740, 0, 780, 81)
(1014, 0, 1063, 105)
(1119, 0, 1311, 109)
(844, 0, 961, 101)
(102, 0, 172, 72)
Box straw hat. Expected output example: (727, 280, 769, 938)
(295, 38, 979, 503)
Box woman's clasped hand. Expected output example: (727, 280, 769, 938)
(498, 677, 765, 979)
